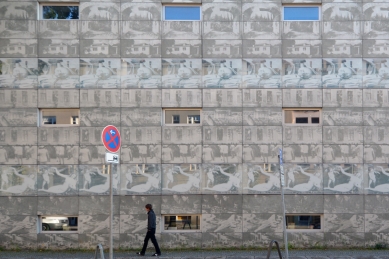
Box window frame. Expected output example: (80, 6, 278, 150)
(38, 2, 80, 20)
(282, 108, 322, 126)
(163, 4, 202, 21)
(39, 108, 80, 127)
(163, 108, 202, 126)
(161, 214, 202, 233)
(282, 5, 321, 21)
(38, 215, 79, 233)
(285, 214, 323, 232)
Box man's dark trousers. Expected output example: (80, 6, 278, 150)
(141, 228, 161, 255)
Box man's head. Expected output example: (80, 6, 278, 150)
(145, 204, 152, 211)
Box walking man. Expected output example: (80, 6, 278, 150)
(137, 204, 161, 257)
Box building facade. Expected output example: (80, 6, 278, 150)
(0, 0, 389, 251)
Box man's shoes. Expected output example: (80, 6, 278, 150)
(136, 252, 144, 256)
(152, 253, 161, 256)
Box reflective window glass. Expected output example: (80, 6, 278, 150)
(41, 216, 78, 232)
(164, 6, 201, 21)
(286, 215, 321, 229)
(42, 6, 79, 20)
(163, 215, 201, 231)
(284, 7, 319, 21)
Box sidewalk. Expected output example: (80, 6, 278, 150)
(0, 249, 386, 259)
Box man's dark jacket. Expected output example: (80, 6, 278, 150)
(147, 209, 156, 230)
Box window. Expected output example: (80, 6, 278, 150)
(39, 109, 80, 126)
(286, 215, 321, 230)
(283, 6, 320, 21)
(164, 109, 201, 125)
(39, 216, 78, 232)
(164, 6, 201, 21)
(40, 3, 79, 20)
(163, 215, 201, 232)
(283, 109, 321, 125)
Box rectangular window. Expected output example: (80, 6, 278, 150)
(40, 3, 79, 20)
(283, 6, 320, 21)
(39, 216, 78, 232)
(163, 214, 201, 232)
(286, 215, 321, 230)
(164, 109, 201, 125)
(164, 6, 201, 21)
(39, 109, 80, 126)
(283, 109, 321, 125)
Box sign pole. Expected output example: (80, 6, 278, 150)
(279, 148, 289, 259)
(108, 163, 113, 259)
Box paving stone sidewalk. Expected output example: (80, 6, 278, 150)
(1, 250, 388, 259)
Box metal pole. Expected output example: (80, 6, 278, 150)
(108, 164, 113, 259)
(279, 149, 289, 259)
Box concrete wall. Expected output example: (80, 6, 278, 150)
(1, 0, 389, 250)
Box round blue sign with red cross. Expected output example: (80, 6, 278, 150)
(101, 125, 121, 153)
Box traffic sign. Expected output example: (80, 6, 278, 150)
(101, 125, 121, 153)
(106, 152, 119, 164)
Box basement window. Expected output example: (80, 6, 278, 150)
(283, 6, 320, 21)
(286, 215, 321, 230)
(39, 109, 80, 126)
(164, 6, 201, 21)
(283, 109, 321, 125)
(162, 214, 201, 232)
(40, 3, 79, 20)
(39, 216, 78, 232)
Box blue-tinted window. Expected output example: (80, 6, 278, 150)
(42, 6, 79, 20)
(284, 7, 319, 21)
(164, 6, 201, 21)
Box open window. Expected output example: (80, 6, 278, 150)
(164, 109, 201, 125)
(163, 5, 201, 21)
(39, 3, 79, 20)
(283, 109, 321, 125)
(39, 216, 78, 233)
(286, 214, 321, 230)
(283, 6, 320, 21)
(162, 214, 201, 232)
(39, 109, 80, 126)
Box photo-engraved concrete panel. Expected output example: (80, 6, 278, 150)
(324, 194, 364, 214)
(243, 108, 282, 126)
(121, 39, 161, 58)
(284, 164, 323, 194)
(80, 21, 119, 40)
(80, 89, 120, 108)
(365, 195, 389, 214)
(80, 2, 119, 21)
(203, 89, 242, 107)
(78, 233, 120, 250)
(38, 89, 79, 108)
(0, 90, 37, 108)
(324, 232, 364, 248)
(323, 127, 363, 145)
(0, 20, 36, 39)
(243, 213, 282, 233)
(244, 89, 282, 107)
(162, 164, 201, 194)
(0, 196, 36, 215)
(163, 127, 202, 145)
(282, 144, 322, 163)
(203, 213, 242, 233)
(162, 89, 202, 107)
(122, 127, 161, 145)
(120, 214, 148, 234)
(203, 22, 241, 40)
(78, 214, 119, 234)
(243, 144, 280, 163)
(323, 3, 362, 22)
(120, 164, 161, 195)
(0, 233, 36, 250)
(39, 39, 79, 58)
(363, 59, 389, 88)
(323, 21, 361, 40)
(121, 90, 161, 108)
(203, 108, 242, 126)
(79, 196, 119, 216)
(243, 126, 282, 145)
(202, 164, 242, 194)
(323, 107, 363, 126)
(121, 59, 161, 89)
(0, 3, 36, 20)
(0, 127, 36, 146)
(243, 40, 282, 58)
(119, 233, 148, 250)
(285, 195, 324, 213)
(80, 40, 120, 58)
(162, 21, 201, 40)
(161, 194, 201, 214)
(282, 22, 321, 40)
(364, 127, 389, 144)
(364, 145, 389, 164)
(365, 214, 389, 233)
(79, 165, 119, 196)
(0, 39, 38, 58)
(122, 21, 160, 40)
(0, 58, 38, 89)
(203, 144, 242, 164)
(283, 89, 322, 107)
(162, 39, 201, 59)
(122, 144, 161, 164)
(364, 108, 389, 126)
(323, 164, 363, 194)
(37, 233, 78, 250)
(121, 3, 161, 21)
(160, 232, 201, 249)
(288, 232, 324, 248)
(162, 144, 200, 164)
(242, 59, 281, 89)
(243, 22, 280, 40)
(243, 232, 283, 249)
(202, 194, 242, 214)
(202, 232, 242, 249)
(363, 21, 389, 40)
(363, 40, 389, 58)
(284, 127, 322, 145)
(38, 58, 79, 89)
(323, 40, 362, 58)
(38, 20, 78, 40)
(323, 89, 362, 108)
(162, 59, 202, 88)
(324, 214, 364, 233)
(38, 196, 78, 216)
(203, 126, 242, 145)
(365, 232, 389, 248)
(243, 195, 282, 214)
(282, 59, 322, 88)
(79, 58, 120, 89)
(203, 59, 242, 87)
(78, 145, 104, 164)
(363, 3, 389, 22)
(363, 89, 389, 108)
(242, 3, 280, 22)
(37, 165, 78, 196)
(0, 146, 37, 166)
(120, 195, 161, 214)
(202, 3, 241, 22)
(283, 40, 322, 59)
(322, 58, 362, 88)
(242, 163, 280, 194)
(0, 215, 36, 234)
(80, 108, 120, 126)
